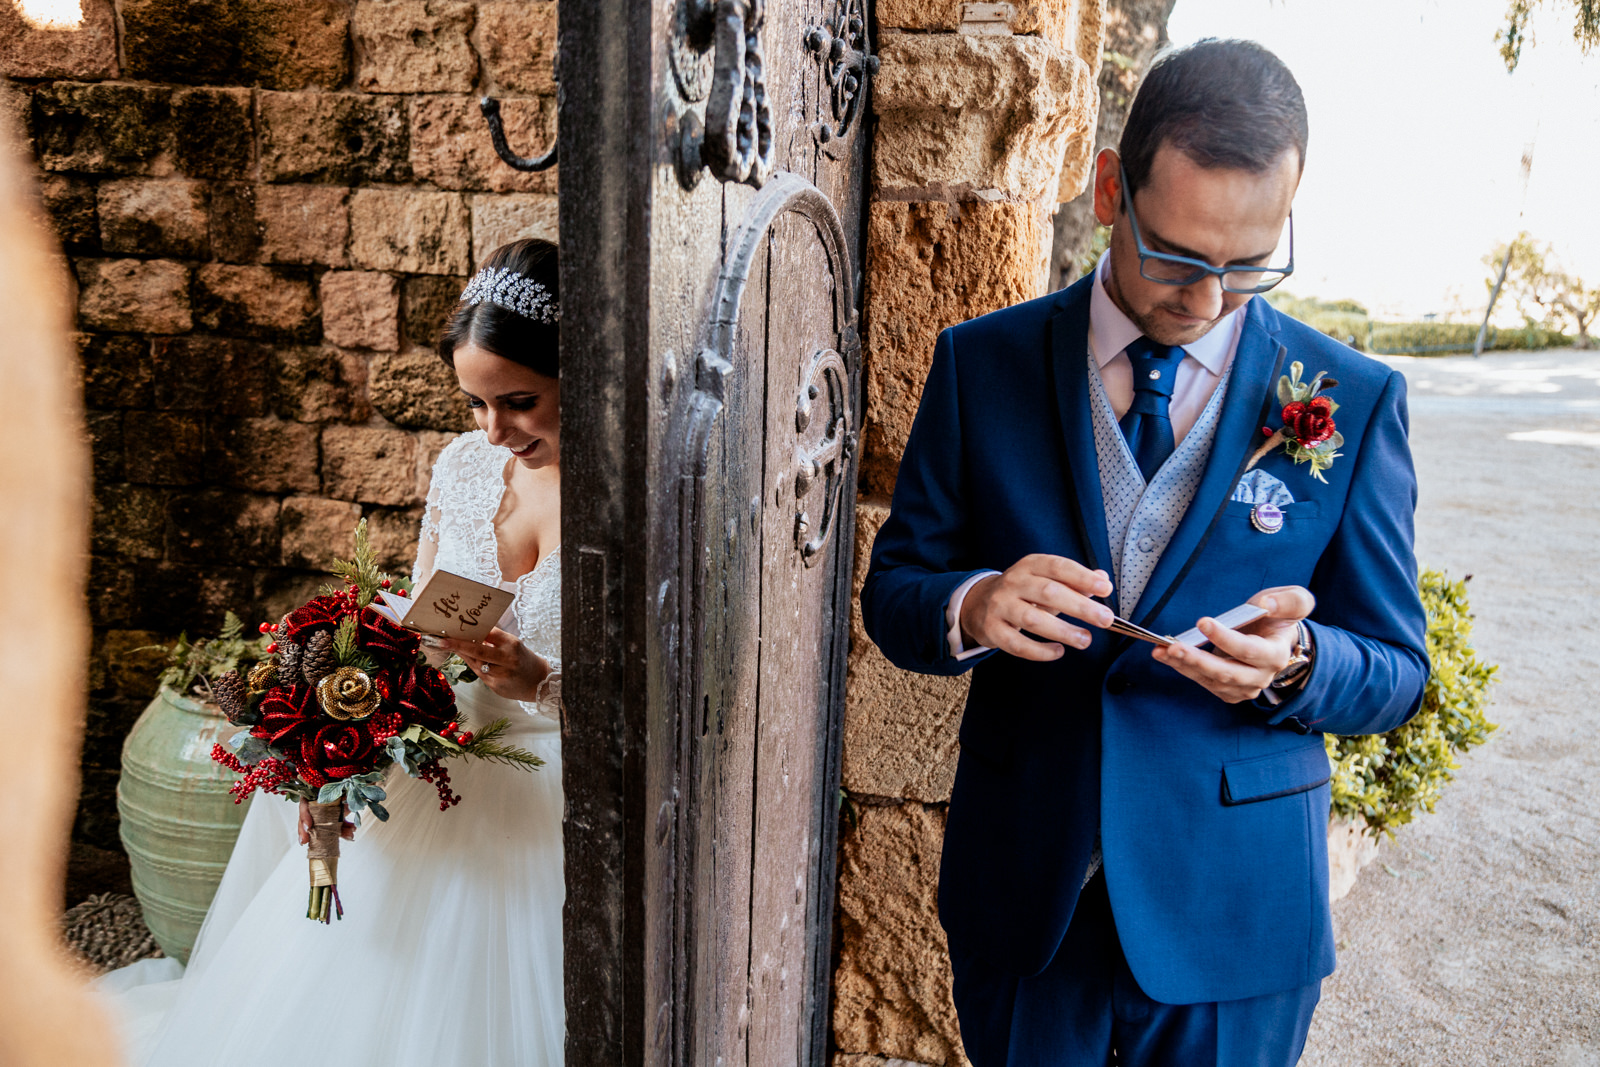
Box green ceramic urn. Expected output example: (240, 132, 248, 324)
(117, 685, 252, 963)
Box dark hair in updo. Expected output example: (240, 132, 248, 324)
(438, 238, 559, 378)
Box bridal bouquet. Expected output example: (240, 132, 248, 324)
(209, 520, 542, 922)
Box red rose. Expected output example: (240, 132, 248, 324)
(282, 595, 347, 641)
(1281, 395, 1336, 446)
(255, 683, 320, 752)
(359, 607, 421, 662)
(378, 664, 458, 731)
(303, 722, 379, 781)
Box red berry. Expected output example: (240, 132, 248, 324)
(258, 622, 272, 634)
(458, 731, 474, 745)
(395, 588, 408, 598)
(441, 722, 459, 738)
(380, 578, 392, 589)
(267, 642, 279, 653)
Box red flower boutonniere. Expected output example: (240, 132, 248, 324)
(1247, 361, 1345, 483)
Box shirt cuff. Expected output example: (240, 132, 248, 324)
(945, 570, 1001, 660)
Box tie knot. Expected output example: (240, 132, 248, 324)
(1125, 336, 1178, 400)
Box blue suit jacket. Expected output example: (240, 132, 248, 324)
(861, 277, 1429, 1004)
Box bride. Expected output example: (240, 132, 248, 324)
(99, 238, 567, 1066)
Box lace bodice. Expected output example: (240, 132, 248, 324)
(415, 431, 561, 718)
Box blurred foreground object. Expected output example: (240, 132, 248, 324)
(0, 102, 122, 1065)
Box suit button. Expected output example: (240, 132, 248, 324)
(1106, 674, 1132, 695)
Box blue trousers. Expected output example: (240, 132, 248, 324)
(949, 871, 1320, 1067)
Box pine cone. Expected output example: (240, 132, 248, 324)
(213, 669, 255, 725)
(301, 630, 337, 687)
(278, 638, 303, 680)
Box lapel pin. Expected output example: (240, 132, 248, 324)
(1250, 501, 1285, 534)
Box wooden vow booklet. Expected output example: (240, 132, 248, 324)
(370, 569, 514, 641)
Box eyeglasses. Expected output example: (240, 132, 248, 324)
(1118, 164, 1294, 295)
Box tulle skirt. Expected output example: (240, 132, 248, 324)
(97, 681, 565, 1067)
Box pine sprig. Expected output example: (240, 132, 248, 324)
(144, 610, 274, 698)
(331, 615, 376, 671)
(330, 518, 384, 608)
(460, 718, 545, 771)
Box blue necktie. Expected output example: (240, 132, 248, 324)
(1118, 337, 1179, 481)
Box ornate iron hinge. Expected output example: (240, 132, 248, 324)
(803, 0, 878, 147)
(792, 334, 857, 566)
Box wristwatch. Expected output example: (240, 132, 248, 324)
(1270, 621, 1314, 690)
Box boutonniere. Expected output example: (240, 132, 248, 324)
(1247, 361, 1345, 483)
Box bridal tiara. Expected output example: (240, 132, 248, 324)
(459, 267, 559, 324)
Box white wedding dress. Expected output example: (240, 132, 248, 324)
(98, 431, 565, 1067)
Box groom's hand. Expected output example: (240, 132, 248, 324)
(959, 555, 1115, 661)
(1151, 585, 1315, 703)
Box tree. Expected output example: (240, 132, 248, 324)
(1497, 0, 1600, 71)
(1485, 232, 1598, 348)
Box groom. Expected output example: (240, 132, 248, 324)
(861, 39, 1429, 1066)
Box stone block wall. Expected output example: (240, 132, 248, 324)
(835, 3, 1103, 1063)
(3, 0, 557, 855)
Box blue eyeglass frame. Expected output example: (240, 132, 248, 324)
(1118, 164, 1295, 295)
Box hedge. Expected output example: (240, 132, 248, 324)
(1326, 570, 1498, 837)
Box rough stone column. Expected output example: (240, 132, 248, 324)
(835, 4, 1104, 1063)
(1050, 0, 1176, 290)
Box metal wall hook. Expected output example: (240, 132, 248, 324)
(480, 96, 558, 172)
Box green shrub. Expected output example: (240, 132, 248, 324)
(1267, 292, 1369, 318)
(1367, 321, 1570, 354)
(1300, 310, 1370, 347)
(1268, 291, 1572, 354)
(1326, 570, 1498, 837)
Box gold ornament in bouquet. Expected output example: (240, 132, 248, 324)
(208, 519, 544, 923)
(317, 665, 380, 721)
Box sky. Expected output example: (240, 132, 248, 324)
(1167, 0, 1600, 321)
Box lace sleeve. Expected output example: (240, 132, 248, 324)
(523, 669, 562, 720)
(412, 436, 461, 584)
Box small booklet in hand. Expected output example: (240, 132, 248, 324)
(370, 569, 514, 642)
(1109, 602, 1269, 648)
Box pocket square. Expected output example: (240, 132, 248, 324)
(1231, 469, 1295, 507)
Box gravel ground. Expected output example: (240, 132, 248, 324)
(1301, 349, 1600, 1067)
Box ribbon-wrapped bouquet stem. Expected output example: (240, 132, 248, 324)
(210, 520, 542, 922)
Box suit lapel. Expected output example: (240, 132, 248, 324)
(1047, 278, 1119, 614)
(1133, 297, 1288, 629)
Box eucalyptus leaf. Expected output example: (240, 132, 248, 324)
(234, 736, 272, 766)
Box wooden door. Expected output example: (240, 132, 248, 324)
(557, 1, 874, 1065)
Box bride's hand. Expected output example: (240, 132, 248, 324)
(297, 800, 356, 845)
(434, 627, 552, 702)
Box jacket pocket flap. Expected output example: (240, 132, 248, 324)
(1221, 746, 1330, 805)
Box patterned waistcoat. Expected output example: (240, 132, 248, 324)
(1086, 354, 1231, 619)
